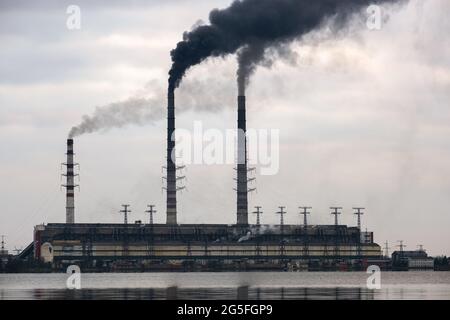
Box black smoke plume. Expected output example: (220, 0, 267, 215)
(168, 0, 400, 93)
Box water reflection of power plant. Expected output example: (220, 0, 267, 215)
(25, 286, 376, 300)
(26, 92, 385, 272)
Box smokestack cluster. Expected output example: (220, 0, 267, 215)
(167, 0, 400, 225)
(236, 95, 248, 225)
(63, 139, 77, 224)
(166, 91, 177, 224)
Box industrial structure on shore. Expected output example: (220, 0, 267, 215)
(17, 92, 388, 272)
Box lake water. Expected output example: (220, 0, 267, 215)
(1, 272, 449, 300)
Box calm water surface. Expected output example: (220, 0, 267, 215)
(1, 272, 449, 300)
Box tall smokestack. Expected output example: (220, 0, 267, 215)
(64, 139, 76, 224)
(166, 90, 177, 224)
(236, 95, 248, 225)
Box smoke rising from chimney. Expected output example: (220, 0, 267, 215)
(168, 0, 401, 93)
(68, 97, 163, 138)
(68, 78, 235, 138)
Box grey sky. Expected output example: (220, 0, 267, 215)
(1, 0, 449, 256)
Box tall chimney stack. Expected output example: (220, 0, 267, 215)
(236, 95, 249, 225)
(63, 139, 77, 224)
(166, 90, 177, 224)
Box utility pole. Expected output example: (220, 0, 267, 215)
(119, 204, 131, 224)
(145, 205, 156, 257)
(253, 206, 263, 226)
(397, 240, 405, 252)
(330, 207, 342, 226)
(298, 206, 311, 227)
(299, 207, 312, 259)
(384, 241, 390, 258)
(253, 206, 263, 257)
(276, 206, 287, 257)
(330, 207, 342, 259)
(353, 207, 365, 260)
(276, 206, 286, 227)
(145, 205, 157, 225)
(396, 240, 406, 260)
(353, 207, 364, 231)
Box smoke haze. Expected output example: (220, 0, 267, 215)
(68, 97, 163, 138)
(168, 0, 400, 93)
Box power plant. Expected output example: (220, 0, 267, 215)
(24, 91, 385, 272)
(8, 0, 417, 273)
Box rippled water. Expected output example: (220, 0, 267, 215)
(1, 272, 449, 300)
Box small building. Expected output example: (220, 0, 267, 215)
(392, 250, 434, 270)
(0, 249, 9, 270)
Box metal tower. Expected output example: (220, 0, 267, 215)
(298, 206, 311, 227)
(253, 206, 263, 256)
(384, 241, 390, 258)
(276, 206, 287, 227)
(145, 205, 156, 257)
(353, 207, 365, 259)
(145, 205, 157, 225)
(330, 207, 342, 226)
(119, 204, 131, 224)
(330, 207, 342, 259)
(397, 240, 406, 259)
(353, 207, 364, 231)
(253, 206, 263, 226)
(276, 206, 287, 256)
(299, 207, 312, 258)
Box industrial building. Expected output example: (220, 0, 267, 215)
(392, 250, 434, 270)
(34, 223, 381, 271)
(25, 92, 384, 271)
